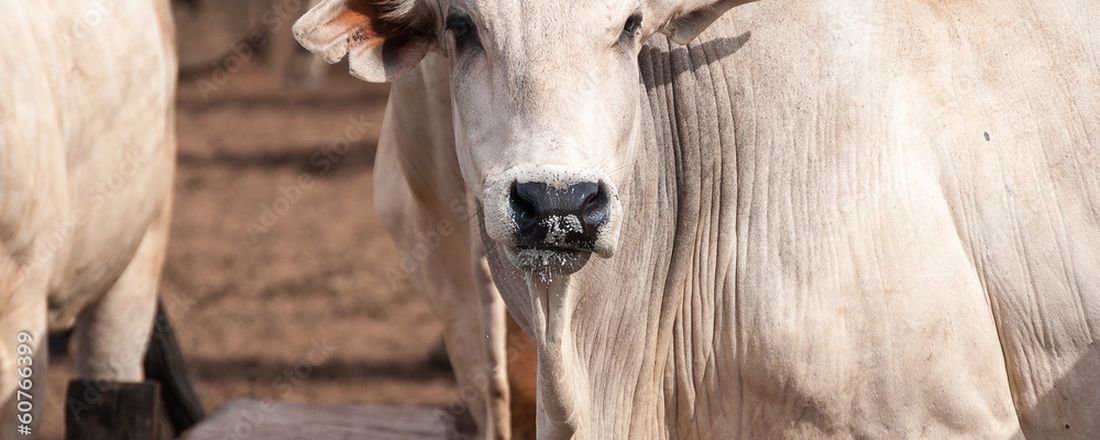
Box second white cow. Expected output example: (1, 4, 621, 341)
(1, 0, 200, 436)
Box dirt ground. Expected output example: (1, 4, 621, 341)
(41, 65, 461, 438)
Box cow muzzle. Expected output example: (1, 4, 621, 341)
(483, 166, 622, 276)
(510, 181, 610, 252)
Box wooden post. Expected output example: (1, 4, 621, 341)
(65, 380, 162, 440)
(144, 299, 206, 435)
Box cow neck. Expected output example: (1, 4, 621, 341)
(485, 33, 751, 438)
(577, 33, 746, 436)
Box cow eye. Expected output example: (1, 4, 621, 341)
(619, 13, 643, 43)
(446, 13, 477, 46)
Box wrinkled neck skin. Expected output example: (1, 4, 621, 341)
(484, 1, 1100, 438)
(482, 31, 729, 438)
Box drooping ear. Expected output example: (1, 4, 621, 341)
(293, 0, 437, 83)
(659, 0, 758, 44)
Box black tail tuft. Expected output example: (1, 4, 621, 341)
(144, 299, 205, 435)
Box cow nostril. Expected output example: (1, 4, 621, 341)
(582, 189, 600, 206)
(581, 184, 610, 227)
(510, 182, 539, 234)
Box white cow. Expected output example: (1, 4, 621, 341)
(0, 0, 196, 436)
(297, 0, 1100, 438)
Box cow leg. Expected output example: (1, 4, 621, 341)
(0, 263, 49, 440)
(374, 138, 513, 439)
(71, 208, 168, 382)
(505, 314, 537, 440)
(65, 213, 168, 437)
(472, 242, 512, 440)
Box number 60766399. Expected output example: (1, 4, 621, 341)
(15, 331, 34, 429)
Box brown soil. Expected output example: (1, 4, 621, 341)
(41, 66, 460, 439)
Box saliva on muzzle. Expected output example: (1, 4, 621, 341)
(509, 180, 610, 252)
(507, 180, 611, 278)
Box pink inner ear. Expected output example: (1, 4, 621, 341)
(327, 3, 413, 51)
(297, 0, 433, 82)
(349, 26, 386, 49)
(326, 5, 386, 50)
(345, 29, 430, 82)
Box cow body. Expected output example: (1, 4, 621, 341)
(409, 1, 1100, 438)
(301, 0, 1100, 438)
(0, 0, 177, 434)
(484, 2, 1100, 438)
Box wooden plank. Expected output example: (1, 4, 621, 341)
(183, 399, 463, 440)
(65, 380, 162, 440)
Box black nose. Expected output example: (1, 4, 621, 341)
(509, 181, 610, 250)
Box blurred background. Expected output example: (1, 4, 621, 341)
(42, 1, 458, 437)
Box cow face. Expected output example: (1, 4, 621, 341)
(296, 0, 751, 277)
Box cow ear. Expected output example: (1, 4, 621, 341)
(659, 0, 757, 44)
(293, 0, 437, 83)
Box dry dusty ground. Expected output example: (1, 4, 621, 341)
(41, 66, 461, 438)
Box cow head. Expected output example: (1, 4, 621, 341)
(296, 0, 752, 278)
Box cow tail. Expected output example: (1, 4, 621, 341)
(144, 299, 206, 435)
